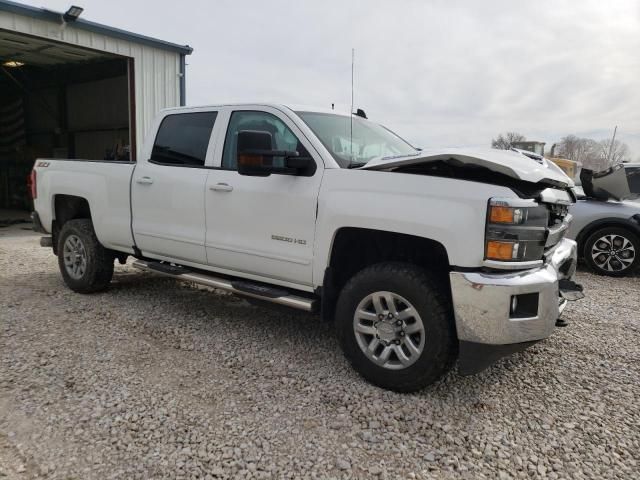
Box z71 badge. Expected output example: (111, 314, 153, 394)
(271, 234, 307, 245)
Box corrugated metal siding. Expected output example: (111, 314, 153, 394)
(0, 11, 182, 160)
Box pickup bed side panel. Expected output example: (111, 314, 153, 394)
(34, 160, 136, 253)
(313, 169, 519, 287)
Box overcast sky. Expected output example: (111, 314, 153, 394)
(23, 0, 640, 159)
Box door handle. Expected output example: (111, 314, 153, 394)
(210, 183, 233, 192)
(136, 176, 154, 185)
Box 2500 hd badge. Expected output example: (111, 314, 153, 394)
(271, 234, 307, 245)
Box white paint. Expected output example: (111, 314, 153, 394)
(34, 103, 571, 293)
(362, 147, 574, 187)
(33, 160, 135, 252)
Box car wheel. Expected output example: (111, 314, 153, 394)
(57, 219, 114, 293)
(335, 262, 457, 392)
(583, 227, 639, 276)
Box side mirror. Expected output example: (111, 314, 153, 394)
(236, 130, 315, 176)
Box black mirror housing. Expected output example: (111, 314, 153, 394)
(236, 130, 316, 177)
(237, 130, 275, 176)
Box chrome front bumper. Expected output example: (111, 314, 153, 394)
(450, 238, 578, 349)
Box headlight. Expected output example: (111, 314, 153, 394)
(488, 205, 526, 224)
(485, 198, 548, 263)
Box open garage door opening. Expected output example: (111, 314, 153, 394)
(0, 30, 134, 215)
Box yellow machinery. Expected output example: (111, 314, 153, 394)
(549, 157, 579, 180)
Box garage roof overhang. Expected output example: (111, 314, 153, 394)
(0, 30, 123, 67)
(0, 0, 193, 55)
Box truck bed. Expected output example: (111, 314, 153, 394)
(32, 159, 136, 253)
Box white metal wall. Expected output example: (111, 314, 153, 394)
(0, 11, 182, 161)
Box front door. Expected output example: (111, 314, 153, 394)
(131, 111, 218, 264)
(204, 108, 323, 287)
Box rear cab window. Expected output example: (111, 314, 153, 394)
(151, 112, 217, 166)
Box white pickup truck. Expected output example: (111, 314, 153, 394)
(30, 103, 583, 391)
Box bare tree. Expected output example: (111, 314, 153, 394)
(555, 135, 630, 171)
(555, 135, 599, 168)
(600, 138, 630, 165)
(554, 135, 586, 162)
(491, 132, 526, 150)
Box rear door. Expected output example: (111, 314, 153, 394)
(131, 110, 218, 264)
(204, 107, 323, 288)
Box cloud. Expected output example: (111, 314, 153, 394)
(25, 0, 640, 158)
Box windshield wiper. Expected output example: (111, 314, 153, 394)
(381, 152, 421, 161)
(347, 151, 420, 169)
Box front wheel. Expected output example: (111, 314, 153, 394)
(57, 219, 114, 293)
(335, 263, 457, 392)
(583, 227, 639, 276)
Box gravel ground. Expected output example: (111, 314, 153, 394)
(1, 224, 639, 479)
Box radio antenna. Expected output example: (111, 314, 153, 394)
(350, 48, 354, 164)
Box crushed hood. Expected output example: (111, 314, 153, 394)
(361, 147, 573, 188)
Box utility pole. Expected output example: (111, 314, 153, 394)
(606, 126, 617, 165)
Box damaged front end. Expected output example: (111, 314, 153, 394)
(364, 148, 590, 374)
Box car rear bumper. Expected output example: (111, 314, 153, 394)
(449, 238, 580, 374)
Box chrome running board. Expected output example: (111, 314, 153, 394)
(132, 260, 317, 312)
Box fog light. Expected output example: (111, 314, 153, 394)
(509, 293, 539, 319)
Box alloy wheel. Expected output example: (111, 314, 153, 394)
(590, 234, 636, 273)
(353, 291, 426, 370)
(63, 234, 88, 280)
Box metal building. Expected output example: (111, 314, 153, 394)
(0, 0, 192, 212)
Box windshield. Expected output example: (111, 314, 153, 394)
(296, 111, 418, 167)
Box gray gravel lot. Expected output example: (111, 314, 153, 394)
(1, 225, 639, 479)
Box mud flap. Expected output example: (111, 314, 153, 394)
(458, 340, 539, 375)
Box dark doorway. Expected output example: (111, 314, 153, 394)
(0, 30, 134, 212)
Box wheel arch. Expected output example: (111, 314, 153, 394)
(52, 195, 93, 254)
(575, 216, 640, 257)
(319, 227, 451, 322)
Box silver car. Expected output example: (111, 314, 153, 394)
(567, 163, 640, 276)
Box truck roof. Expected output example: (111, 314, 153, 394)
(160, 103, 353, 117)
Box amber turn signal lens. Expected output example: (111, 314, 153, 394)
(486, 240, 516, 260)
(489, 206, 515, 224)
(238, 154, 264, 167)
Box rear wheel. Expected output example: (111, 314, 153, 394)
(57, 219, 114, 293)
(583, 227, 639, 276)
(335, 262, 457, 392)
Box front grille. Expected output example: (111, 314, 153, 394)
(543, 202, 571, 251)
(547, 203, 569, 228)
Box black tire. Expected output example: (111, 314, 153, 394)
(583, 227, 640, 277)
(335, 262, 457, 392)
(57, 219, 114, 293)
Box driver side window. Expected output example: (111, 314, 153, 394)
(221, 111, 309, 170)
